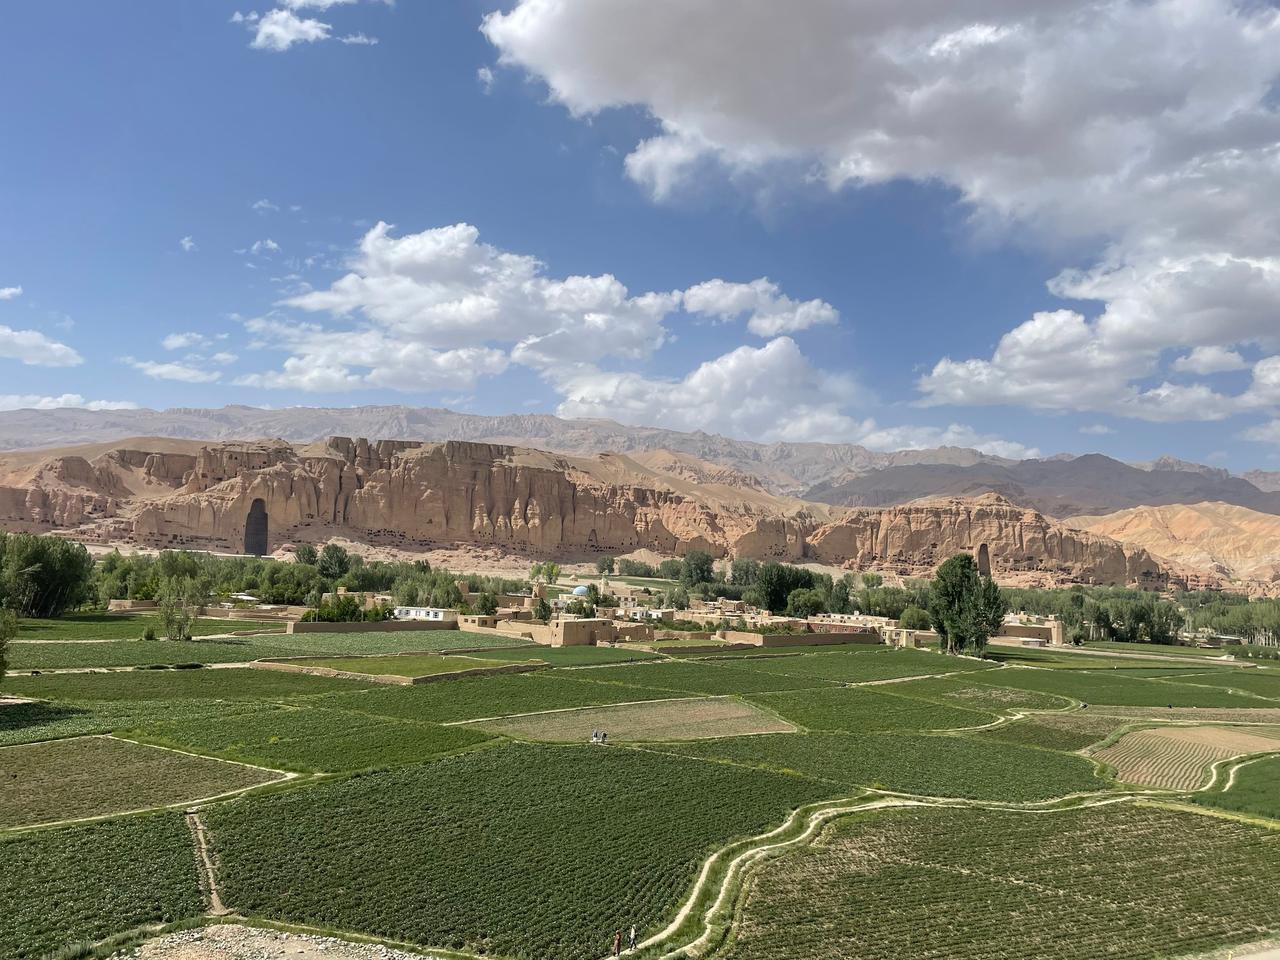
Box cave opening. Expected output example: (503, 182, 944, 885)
(244, 498, 269, 556)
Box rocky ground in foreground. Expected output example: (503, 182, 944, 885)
(112, 925, 442, 960)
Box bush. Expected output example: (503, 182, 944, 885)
(142, 626, 157, 642)
(898, 605, 932, 630)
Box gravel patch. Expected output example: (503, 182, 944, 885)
(112, 924, 445, 960)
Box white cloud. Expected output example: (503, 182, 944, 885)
(477, 66, 495, 93)
(178, 236, 197, 253)
(1080, 424, 1115, 436)
(1241, 420, 1280, 446)
(282, 0, 357, 8)
(0, 325, 82, 367)
(250, 238, 281, 255)
(484, 0, 1280, 431)
(0, 286, 23, 300)
(339, 33, 378, 45)
(230, 11, 260, 24)
(554, 337, 866, 443)
(682, 278, 838, 337)
(249, 9, 331, 52)
(210, 352, 239, 365)
(1173, 345, 1249, 376)
(162, 331, 210, 351)
(855, 422, 1040, 460)
(251, 199, 280, 213)
(124, 358, 221, 383)
(0, 394, 138, 412)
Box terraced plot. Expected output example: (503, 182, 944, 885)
(265, 652, 543, 678)
(887, 675, 1072, 713)
(732, 648, 991, 684)
(0, 735, 283, 828)
(0, 812, 204, 960)
(126, 704, 493, 772)
(15, 613, 280, 641)
(470, 697, 794, 742)
(973, 711, 1132, 753)
(965, 667, 1268, 708)
(7, 637, 309, 670)
(1090, 724, 1280, 789)
(565, 659, 836, 694)
(207, 743, 832, 960)
(749, 686, 995, 733)
(666, 731, 1106, 800)
(720, 805, 1280, 960)
(0, 667, 374, 702)
(1196, 753, 1280, 820)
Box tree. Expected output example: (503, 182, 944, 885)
(785, 587, 827, 618)
(680, 550, 715, 586)
(898, 605, 932, 630)
(596, 557, 615, 575)
(861, 572, 884, 589)
(0, 608, 14, 680)
(317, 543, 351, 579)
(928, 554, 1007, 655)
(754, 562, 817, 614)
(0, 533, 95, 618)
(669, 584, 690, 610)
(476, 592, 499, 616)
(658, 558, 684, 580)
(157, 578, 200, 641)
(731, 558, 761, 585)
(534, 597, 552, 622)
(294, 544, 318, 566)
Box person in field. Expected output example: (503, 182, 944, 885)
(613, 929, 622, 956)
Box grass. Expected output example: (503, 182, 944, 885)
(267, 629, 536, 655)
(16, 613, 281, 641)
(312, 672, 684, 724)
(206, 743, 831, 960)
(964, 666, 1271, 708)
(270, 653, 542, 678)
(471, 698, 794, 742)
(1, 698, 236, 747)
(1196, 753, 1280, 820)
(972, 712, 1132, 753)
(559, 660, 837, 695)
(0, 667, 376, 702)
(748, 687, 995, 733)
(1166, 669, 1280, 701)
(882, 675, 1073, 712)
(125, 704, 494, 773)
(665, 730, 1106, 801)
(468, 645, 661, 666)
(720, 804, 1280, 960)
(0, 735, 281, 828)
(7, 637, 311, 670)
(0, 812, 204, 959)
(732, 648, 993, 684)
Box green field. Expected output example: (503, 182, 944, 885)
(721, 805, 1280, 960)
(0, 735, 281, 828)
(16, 613, 282, 641)
(271, 652, 543, 677)
(1196, 753, 1280, 821)
(4, 611, 1279, 960)
(0, 813, 204, 959)
(207, 744, 831, 960)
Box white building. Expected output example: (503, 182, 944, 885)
(391, 606, 457, 623)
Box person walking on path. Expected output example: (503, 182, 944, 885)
(613, 929, 623, 956)
(629, 925, 637, 951)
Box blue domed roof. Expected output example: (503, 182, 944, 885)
(571, 585, 591, 596)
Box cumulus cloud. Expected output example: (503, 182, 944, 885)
(554, 337, 866, 443)
(484, 0, 1280, 431)
(682, 278, 838, 337)
(1173, 345, 1249, 376)
(251, 199, 280, 213)
(855, 422, 1040, 461)
(0, 325, 82, 367)
(477, 66, 495, 93)
(0, 394, 138, 412)
(0, 285, 23, 300)
(178, 236, 197, 253)
(250, 238, 281, 255)
(124, 358, 221, 383)
(249, 9, 331, 51)
(162, 332, 211, 351)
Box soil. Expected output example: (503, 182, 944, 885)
(114, 925, 444, 960)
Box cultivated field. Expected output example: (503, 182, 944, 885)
(721, 805, 1280, 960)
(0, 735, 284, 829)
(3, 629, 1280, 960)
(1090, 724, 1280, 789)
(470, 697, 794, 742)
(264, 652, 544, 678)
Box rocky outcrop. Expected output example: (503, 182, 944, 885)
(806, 493, 1173, 588)
(0, 437, 1186, 588)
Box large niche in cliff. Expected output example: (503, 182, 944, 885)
(244, 498, 269, 555)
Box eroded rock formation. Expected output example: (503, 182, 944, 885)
(0, 437, 1189, 588)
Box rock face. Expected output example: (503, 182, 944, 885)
(0, 437, 1186, 588)
(805, 494, 1173, 588)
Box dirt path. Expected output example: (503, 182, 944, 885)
(185, 812, 230, 917)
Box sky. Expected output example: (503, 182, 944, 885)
(1, 0, 1279, 471)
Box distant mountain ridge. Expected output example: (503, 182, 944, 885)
(0, 405, 1005, 495)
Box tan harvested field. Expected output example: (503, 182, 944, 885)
(1091, 725, 1280, 790)
(124, 924, 433, 960)
(0, 736, 284, 828)
(1093, 707, 1280, 723)
(469, 697, 796, 742)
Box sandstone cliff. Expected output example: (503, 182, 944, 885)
(0, 437, 1188, 588)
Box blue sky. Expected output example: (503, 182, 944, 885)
(2, 0, 1279, 470)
